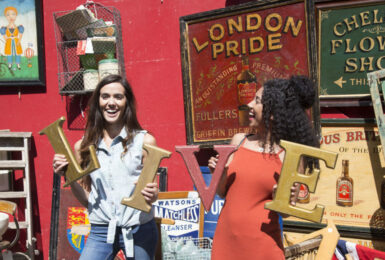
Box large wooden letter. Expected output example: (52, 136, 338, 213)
(287, 220, 340, 260)
(176, 145, 236, 211)
(265, 140, 338, 223)
(39, 117, 100, 187)
(121, 144, 171, 212)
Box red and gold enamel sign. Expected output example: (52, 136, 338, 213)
(180, 1, 309, 144)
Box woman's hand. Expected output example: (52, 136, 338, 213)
(53, 154, 68, 176)
(141, 182, 159, 204)
(208, 155, 219, 173)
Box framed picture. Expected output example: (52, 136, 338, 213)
(0, 0, 45, 86)
(284, 125, 385, 240)
(317, 0, 383, 99)
(180, 0, 313, 144)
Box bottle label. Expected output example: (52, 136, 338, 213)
(238, 82, 257, 105)
(337, 180, 353, 202)
(298, 184, 309, 200)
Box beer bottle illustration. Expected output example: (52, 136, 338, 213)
(237, 55, 257, 127)
(336, 160, 353, 207)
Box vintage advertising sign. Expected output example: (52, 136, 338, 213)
(180, 0, 310, 144)
(153, 192, 203, 240)
(318, 1, 385, 97)
(285, 126, 385, 233)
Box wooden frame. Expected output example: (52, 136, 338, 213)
(283, 123, 385, 242)
(316, 0, 384, 99)
(0, 0, 45, 86)
(180, 0, 315, 144)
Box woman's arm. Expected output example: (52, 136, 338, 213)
(208, 133, 244, 198)
(141, 133, 159, 204)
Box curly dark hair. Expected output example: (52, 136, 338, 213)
(261, 75, 319, 153)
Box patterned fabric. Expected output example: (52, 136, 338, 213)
(333, 240, 385, 260)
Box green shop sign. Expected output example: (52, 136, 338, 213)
(319, 2, 385, 97)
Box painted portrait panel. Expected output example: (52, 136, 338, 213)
(0, 0, 44, 86)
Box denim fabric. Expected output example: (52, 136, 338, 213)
(79, 219, 158, 260)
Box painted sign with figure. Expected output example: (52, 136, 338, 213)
(318, 0, 385, 98)
(180, 0, 310, 144)
(0, 0, 45, 86)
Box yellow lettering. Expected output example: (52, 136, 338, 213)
(228, 16, 243, 35)
(209, 23, 225, 41)
(268, 33, 282, 51)
(226, 40, 239, 57)
(249, 36, 264, 54)
(212, 43, 224, 59)
(246, 13, 261, 31)
(331, 39, 343, 54)
(283, 16, 302, 36)
(334, 22, 345, 37)
(265, 13, 282, 32)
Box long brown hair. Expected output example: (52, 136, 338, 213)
(79, 74, 142, 191)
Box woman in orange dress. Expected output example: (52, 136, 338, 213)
(209, 75, 319, 259)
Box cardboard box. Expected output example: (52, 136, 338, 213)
(87, 25, 116, 37)
(56, 9, 97, 34)
(91, 37, 116, 54)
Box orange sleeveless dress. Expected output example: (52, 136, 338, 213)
(211, 145, 285, 260)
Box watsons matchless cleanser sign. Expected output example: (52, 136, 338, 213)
(153, 196, 202, 239)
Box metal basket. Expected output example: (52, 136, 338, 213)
(162, 237, 212, 260)
(53, 1, 125, 95)
(52, 1, 126, 129)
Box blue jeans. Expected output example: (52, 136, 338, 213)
(79, 219, 158, 260)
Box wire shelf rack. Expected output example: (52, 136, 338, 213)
(53, 1, 125, 95)
(162, 237, 212, 260)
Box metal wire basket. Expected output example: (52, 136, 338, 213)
(53, 1, 126, 95)
(162, 237, 212, 260)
